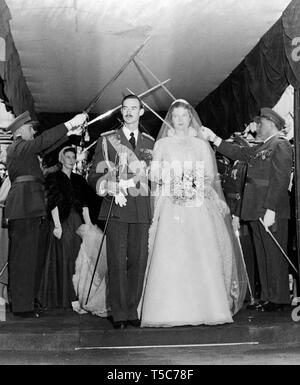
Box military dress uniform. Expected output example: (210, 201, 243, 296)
(217, 132, 293, 305)
(5, 112, 71, 314)
(88, 127, 154, 323)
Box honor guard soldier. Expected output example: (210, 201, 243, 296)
(202, 108, 293, 311)
(6, 111, 87, 318)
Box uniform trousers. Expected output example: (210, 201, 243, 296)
(8, 217, 44, 313)
(249, 219, 290, 304)
(106, 221, 149, 322)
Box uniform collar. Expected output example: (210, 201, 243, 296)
(263, 132, 279, 144)
(122, 125, 139, 142)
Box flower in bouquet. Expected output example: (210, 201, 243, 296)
(139, 148, 153, 176)
(139, 148, 153, 166)
(171, 168, 202, 204)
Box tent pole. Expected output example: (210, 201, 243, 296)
(294, 88, 300, 285)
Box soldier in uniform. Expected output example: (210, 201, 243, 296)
(202, 108, 293, 311)
(5, 111, 87, 318)
(88, 94, 154, 329)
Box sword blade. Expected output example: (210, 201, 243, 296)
(259, 218, 298, 274)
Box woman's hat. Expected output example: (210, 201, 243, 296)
(58, 146, 77, 163)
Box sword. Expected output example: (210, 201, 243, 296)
(84, 36, 151, 113)
(0, 262, 7, 278)
(85, 144, 121, 305)
(85, 196, 114, 305)
(259, 218, 298, 274)
(86, 79, 171, 127)
(234, 230, 255, 304)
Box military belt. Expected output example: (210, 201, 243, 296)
(246, 177, 268, 186)
(225, 193, 241, 200)
(13, 175, 43, 184)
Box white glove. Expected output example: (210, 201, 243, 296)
(263, 209, 276, 230)
(232, 215, 240, 233)
(200, 126, 217, 142)
(76, 152, 86, 162)
(97, 180, 108, 196)
(118, 178, 135, 191)
(114, 192, 127, 207)
(67, 126, 84, 136)
(65, 113, 88, 130)
(53, 226, 62, 239)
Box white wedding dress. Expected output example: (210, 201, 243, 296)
(139, 134, 246, 327)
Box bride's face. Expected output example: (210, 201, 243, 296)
(171, 106, 191, 133)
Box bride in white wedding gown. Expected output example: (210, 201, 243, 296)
(138, 99, 247, 327)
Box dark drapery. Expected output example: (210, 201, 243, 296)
(0, 0, 36, 118)
(196, 0, 300, 138)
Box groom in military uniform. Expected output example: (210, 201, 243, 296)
(203, 108, 293, 311)
(88, 94, 154, 328)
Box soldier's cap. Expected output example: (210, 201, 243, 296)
(6, 111, 33, 134)
(254, 107, 285, 130)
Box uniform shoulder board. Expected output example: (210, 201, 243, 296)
(101, 129, 117, 137)
(141, 132, 155, 141)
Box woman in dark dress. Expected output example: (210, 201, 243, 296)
(39, 146, 93, 309)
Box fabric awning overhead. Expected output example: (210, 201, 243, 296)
(196, 0, 300, 137)
(1, 0, 291, 122)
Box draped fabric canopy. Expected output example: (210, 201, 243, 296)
(196, 0, 300, 138)
(0, 0, 294, 137)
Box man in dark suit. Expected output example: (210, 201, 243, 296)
(202, 108, 293, 311)
(88, 94, 154, 328)
(6, 111, 87, 318)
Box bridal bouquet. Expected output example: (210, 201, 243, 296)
(171, 169, 203, 204)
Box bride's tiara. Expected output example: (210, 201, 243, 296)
(171, 99, 189, 106)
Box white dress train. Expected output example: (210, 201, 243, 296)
(72, 224, 110, 317)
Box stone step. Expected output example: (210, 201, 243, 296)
(0, 308, 299, 351)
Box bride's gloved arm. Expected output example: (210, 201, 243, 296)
(200, 140, 224, 193)
(82, 206, 92, 226)
(199, 139, 217, 186)
(199, 139, 230, 216)
(149, 140, 163, 187)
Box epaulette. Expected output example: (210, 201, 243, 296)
(141, 132, 155, 141)
(101, 129, 117, 137)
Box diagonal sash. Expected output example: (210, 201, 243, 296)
(107, 134, 147, 178)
